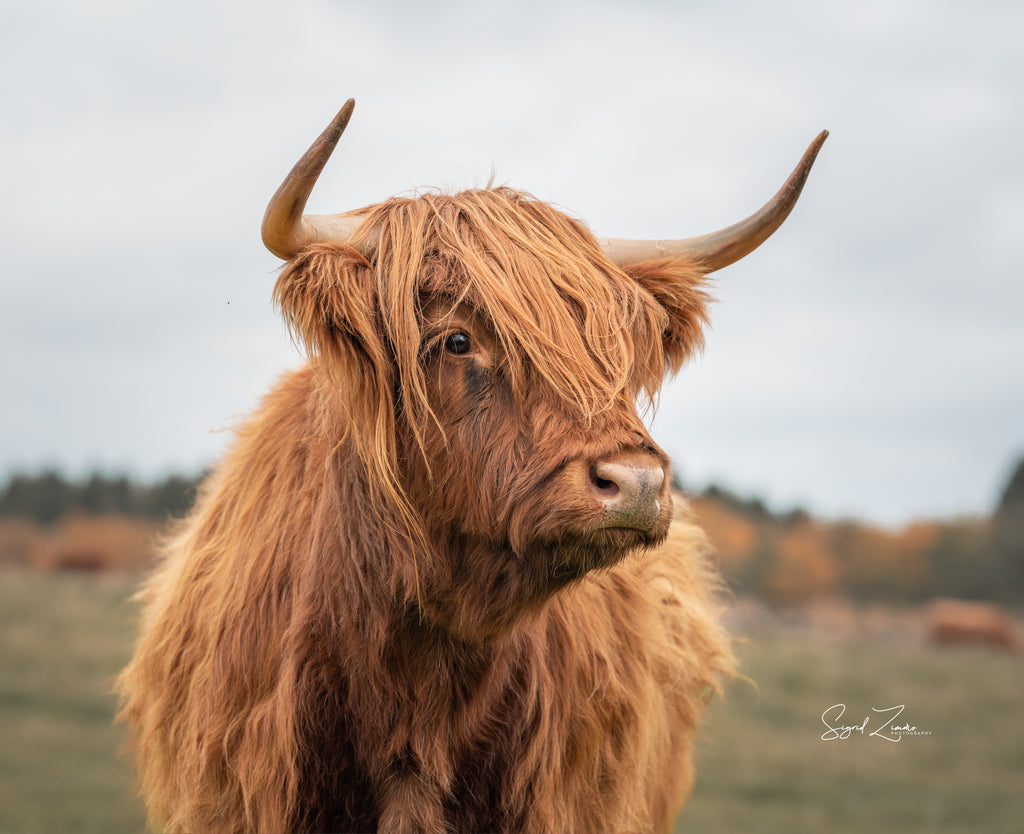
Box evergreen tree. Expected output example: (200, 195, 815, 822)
(989, 457, 1024, 599)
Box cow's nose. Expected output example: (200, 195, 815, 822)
(589, 453, 667, 531)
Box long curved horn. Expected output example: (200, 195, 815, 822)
(597, 130, 828, 271)
(261, 99, 374, 260)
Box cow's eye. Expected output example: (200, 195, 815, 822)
(444, 332, 472, 355)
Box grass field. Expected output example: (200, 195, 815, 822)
(1, 567, 1021, 834)
(0, 569, 145, 834)
(678, 627, 1024, 833)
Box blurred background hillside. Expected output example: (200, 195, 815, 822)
(4, 459, 1022, 606)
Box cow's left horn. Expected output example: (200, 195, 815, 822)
(597, 130, 828, 271)
(262, 99, 374, 260)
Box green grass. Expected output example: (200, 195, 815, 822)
(677, 630, 1024, 833)
(0, 569, 146, 834)
(1, 568, 1021, 833)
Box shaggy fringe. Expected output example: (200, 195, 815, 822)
(342, 188, 696, 424)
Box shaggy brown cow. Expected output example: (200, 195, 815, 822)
(117, 100, 825, 833)
(927, 598, 1021, 653)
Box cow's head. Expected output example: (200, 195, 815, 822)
(267, 100, 825, 638)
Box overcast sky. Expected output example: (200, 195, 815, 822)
(2, 0, 1022, 525)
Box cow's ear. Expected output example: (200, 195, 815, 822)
(624, 258, 714, 373)
(274, 244, 394, 415)
(274, 244, 381, 361)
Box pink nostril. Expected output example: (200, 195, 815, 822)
(589, 466, 621, 499)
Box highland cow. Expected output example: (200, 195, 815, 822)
(117, 100, 826, 833)
(927, 598, 1020, 653)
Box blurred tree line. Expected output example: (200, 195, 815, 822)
(1, 459, 1022, 604)
(689, 456, 1024, 606)
(990, 458, 1024, 593)
(0, 471, 203, 524)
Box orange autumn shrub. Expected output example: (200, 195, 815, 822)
(764, 522, 840, 605)
(689, 496, 759, 571)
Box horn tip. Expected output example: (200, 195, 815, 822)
(331, 99, 356, 134)
(798, 130, 829, 173)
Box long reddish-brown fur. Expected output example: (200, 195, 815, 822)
(117, 187, 734, 833)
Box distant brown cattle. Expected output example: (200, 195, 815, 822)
(927, 598, 1020, 653)
(51, 549, 108, 572)
(117, 99, 826, 833)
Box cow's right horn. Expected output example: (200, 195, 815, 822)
(261, 99, 374, 260)
(597, 130, 828, 271)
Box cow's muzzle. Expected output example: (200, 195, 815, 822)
(588, 451, 669, 533)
